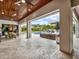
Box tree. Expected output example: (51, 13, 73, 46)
(21, 26, 27, 33)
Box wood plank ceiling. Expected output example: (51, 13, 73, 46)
(0, 0, 52, 21)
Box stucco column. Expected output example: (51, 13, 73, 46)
(18, 24, 21, 38)
(76, 21, 79, 38)
(59, 0, 73, 54)
(77, 21, 79, 38)
(27, 20, 31, 39)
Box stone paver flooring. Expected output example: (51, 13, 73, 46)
(0, 35, 79, 59)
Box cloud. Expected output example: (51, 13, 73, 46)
(32, 12, 60, 25)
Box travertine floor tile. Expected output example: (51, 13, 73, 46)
(0, 35, 78, 59)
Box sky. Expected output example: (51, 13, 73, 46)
(31, 12, 60, 25)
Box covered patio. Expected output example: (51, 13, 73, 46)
(0, 0, 79, 59)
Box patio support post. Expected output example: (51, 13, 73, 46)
(78, 21, 79, 38)
(60, 0, 73, 54)
(76, 21, 79, 38)
(27, 20, 31, 39)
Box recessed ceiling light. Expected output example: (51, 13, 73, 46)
(21, 0, 25, 3)
(28, 9, 31, 12)
(17, 3, 21, 6)
(15, 1, 21, 6)
(12, 14, 16, 17)
(0, 0, 3, 2)
(2, 11, 4, 14)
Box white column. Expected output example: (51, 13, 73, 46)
(18, 24, 21, 38)
(27, 21, 31, 39)
(77, 22, 79, 38)
(76, 21, 79, 38)
(59, 0, 73, 54)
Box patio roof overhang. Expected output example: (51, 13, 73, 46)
(21, 0, 79, 21)
(0, 0, 79, 22)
